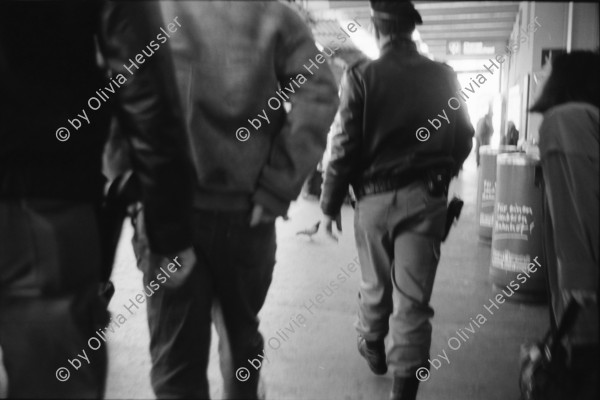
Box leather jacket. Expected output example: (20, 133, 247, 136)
(0, 1, 193, 254)
(321, 41, 474, 216)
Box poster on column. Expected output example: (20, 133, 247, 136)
(490, 154, 545, 296)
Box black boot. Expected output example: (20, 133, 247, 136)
(357, 335, 387, 375)
(389, 376, 420, 400)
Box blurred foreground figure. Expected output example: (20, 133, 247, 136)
(319, 2, 473, 399)
(530, 51, 599, 400)
(132, 1, 338, 398)
(0, 1, 195, 398)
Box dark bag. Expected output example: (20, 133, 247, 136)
(425, 169, 450, 197)
(519, 299, 580, 400)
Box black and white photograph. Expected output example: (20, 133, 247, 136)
(0, 1, 598, 399)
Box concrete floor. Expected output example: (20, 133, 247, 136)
(103, 152, 548, 400)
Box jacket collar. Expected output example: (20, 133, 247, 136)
(381, 40, 418, 56)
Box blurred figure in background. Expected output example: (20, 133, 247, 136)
(319, 2, 473, 399)
(475, 104, 494, 166)
(132, 1, 338, 398)
(501, 121, 519, 146)
(530, 50, 599, 400)
(0, 1, 195, 398)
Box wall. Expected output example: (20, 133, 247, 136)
(499, 2, 538, 144)
(571, 2, 600, 50)
(501, 1, 598, 145)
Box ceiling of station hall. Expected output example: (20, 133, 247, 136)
(307, 1, 520, 62)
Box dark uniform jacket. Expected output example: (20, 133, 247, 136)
(321, 41, 474, 216)
(0, 1, 193, 254)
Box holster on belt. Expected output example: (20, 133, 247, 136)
(354, 168, 461, 241)
(424, 168, 463, 242)
(425, 169, 450, 197)
(443, 196, 464, 241)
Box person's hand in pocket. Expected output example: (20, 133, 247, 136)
(149, 246, 196, 289)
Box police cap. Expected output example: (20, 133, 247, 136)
(369, 1, 423, 25)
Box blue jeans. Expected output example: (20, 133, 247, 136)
(132, 208, 276, 399)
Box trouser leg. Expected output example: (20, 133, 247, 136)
(353, 193, 394, 342)
(388, 231, 440, 377)
(213, 218, 276, 400)
(0, 290, 108, 399)
(0, 199, 108, 399)
(143, 269, 213, 399)
(132, 208, 213, 399)
(386, 182, 446, 377)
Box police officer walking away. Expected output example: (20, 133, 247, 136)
(319, 2, 473, 399)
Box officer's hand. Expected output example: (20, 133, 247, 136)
(334, 212, 342, 232)
(320, 214, 341, 242)
(150, 246, 196, 289)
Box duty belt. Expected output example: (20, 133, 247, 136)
(354, 169, 449, 199)
(354, 173, 424, 199)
